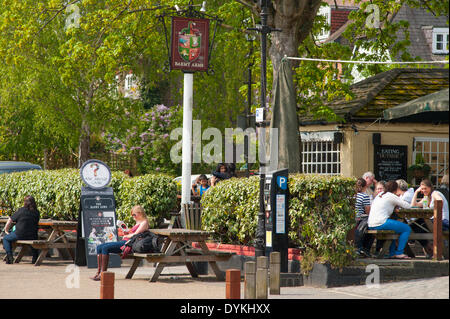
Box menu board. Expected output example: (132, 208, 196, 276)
(79, 187, 121, 268)
(374, 145, 408, 182)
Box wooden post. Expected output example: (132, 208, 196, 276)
(269, 252, 280, 295)
(433, 199, 443, 261)
(256, 256, 268, 299)
(226, 269, 241, 299)
(244, 261, 256, 299)
(100, 271, 115, 299)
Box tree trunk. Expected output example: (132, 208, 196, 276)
(269, 0, 322, 75)
(267, 1, 320, 174)
(78, 120, 90, 168)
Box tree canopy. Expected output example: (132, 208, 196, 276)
(0, 0, 447, 174)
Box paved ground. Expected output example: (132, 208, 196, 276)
(0, 255, 448, 300)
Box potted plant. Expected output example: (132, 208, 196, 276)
(408, 154, 432, 179)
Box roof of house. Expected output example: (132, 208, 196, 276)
(299, 68, 449, 124)
(323, 3, 448, 61)
(392, 5, 448, 61)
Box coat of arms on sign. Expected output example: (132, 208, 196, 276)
(178, 21, 202, 62)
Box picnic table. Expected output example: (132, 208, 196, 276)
(123, 228, 234, 282)
(0, 217, 77, 266)
(367, 199, 449, 260)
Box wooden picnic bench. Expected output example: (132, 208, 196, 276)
(368, 199, 449, 260)
(0, 218, 78, 266)
(122, 228, 235, 282)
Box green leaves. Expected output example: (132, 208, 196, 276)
(201, 174, 357, 271)
(0, 169, 177, 226)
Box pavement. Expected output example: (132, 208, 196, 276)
(0, 255, 448, 300)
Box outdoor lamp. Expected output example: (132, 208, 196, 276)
(200, 1, 207, 12)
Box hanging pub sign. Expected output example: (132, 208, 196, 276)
(171, 16, 210, 72)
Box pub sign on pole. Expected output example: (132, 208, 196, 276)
(171, 16, 210, 72)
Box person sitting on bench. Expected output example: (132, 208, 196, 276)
(90, 205, 149, 281)
(368, 181, 412, 259)
(411, 179, 449, 232)
(2, 196, 40, 264)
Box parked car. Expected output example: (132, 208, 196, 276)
(0, 161, 43, 174)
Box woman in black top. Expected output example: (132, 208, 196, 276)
(2, 195, 40, 264)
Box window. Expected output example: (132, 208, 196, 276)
(432, 28, 449, 54)
(317, 4, 331, 41)
(124, 73, 135, 91)
(301, 132, 341, 175)
(413, 137, 449, 187)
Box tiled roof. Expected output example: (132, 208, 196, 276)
(392, 5, 448, 61)
(330, 9, 352, 34)
(300, 68, 449, 123)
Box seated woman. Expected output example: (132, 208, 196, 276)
(373, 181, 386, 199)
(368, 181, 412, 259)
(354, 178, 373, 257)
(411, 179, 449, 231)
(90, 205, 149, 281)
(2, 195, 40, 264)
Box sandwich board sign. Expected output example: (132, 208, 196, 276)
(76, 159, 121, 268)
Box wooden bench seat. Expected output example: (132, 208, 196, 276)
(367, 230, 449, 259)
(122, 250, 235, 280)
(15, 240, 76, 249)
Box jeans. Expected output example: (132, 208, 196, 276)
(2, 232, 39, 260)
(3, 232, 18, 254)
(443, 219, 449, 231)
(369, 219, 411, 256)
(96, 240, 127, 255)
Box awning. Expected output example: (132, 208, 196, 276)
(383, 88, 449, 121)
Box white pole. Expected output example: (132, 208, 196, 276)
(181, 72, 194, 228)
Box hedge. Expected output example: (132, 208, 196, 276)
(201, 174, 357, 272)
(0, 169, 177, 227)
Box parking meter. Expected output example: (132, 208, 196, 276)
(264, 168, 289, 272)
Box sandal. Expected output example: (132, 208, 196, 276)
(392, 254, 411, 259)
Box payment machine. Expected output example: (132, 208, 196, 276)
(264, 168, 289, 272)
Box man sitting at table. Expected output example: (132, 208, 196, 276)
(396, 179, 415, 204)
(2, 196, 40, 264)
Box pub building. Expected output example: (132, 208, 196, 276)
(297, 68, 449, 188)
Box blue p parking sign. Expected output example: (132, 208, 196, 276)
(277, 176, 287, 190)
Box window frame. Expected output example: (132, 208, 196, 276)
(432, 27, 449, 54)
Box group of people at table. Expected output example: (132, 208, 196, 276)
(355, 172, 449, 259)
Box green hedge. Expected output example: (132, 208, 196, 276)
(201, 176, 260, 245)
(201, 174, 357, 271)
(0, 169, 177, 227)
